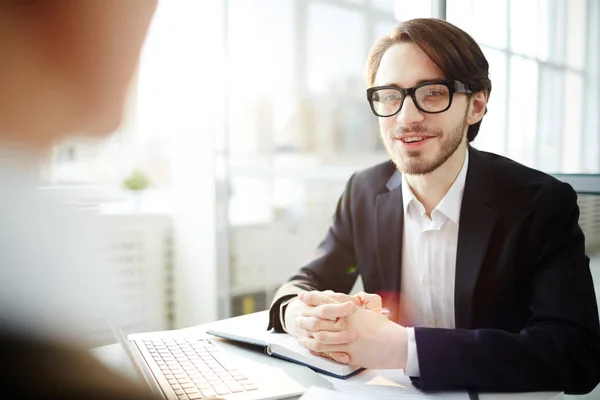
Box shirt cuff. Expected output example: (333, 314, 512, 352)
(279, 296, 298, 333)
(404, 327, 420, 377)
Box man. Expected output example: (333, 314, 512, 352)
(268, 18, 600, 394)
(0, 1, 161, 398)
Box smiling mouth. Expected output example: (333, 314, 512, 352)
(392, 135, 434, 143)
(400, 136, 426, 143)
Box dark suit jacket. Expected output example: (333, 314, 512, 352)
(268, 146, 600, 394)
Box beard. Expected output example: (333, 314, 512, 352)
(382, 116, 467, 176)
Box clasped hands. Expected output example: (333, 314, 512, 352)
(284, 290, 408, 370)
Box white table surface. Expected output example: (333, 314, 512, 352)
(92, 311, 599, 400)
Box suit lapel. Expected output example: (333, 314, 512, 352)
(375, 169, 404, 317)
(454, 147, 498, 329)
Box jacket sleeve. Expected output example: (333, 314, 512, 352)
(412, 182, 600, 394)
(267, 173, 359, 332)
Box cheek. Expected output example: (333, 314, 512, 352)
(379, 117, 395, 134)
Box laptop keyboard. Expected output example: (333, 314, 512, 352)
(141, 336, 258, 400)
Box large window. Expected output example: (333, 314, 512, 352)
(222, 0, 402, 316)
(41, 0, 599, 321)
(447, 0, 600, 173)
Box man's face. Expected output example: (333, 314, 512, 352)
(374, 42, 470, 175)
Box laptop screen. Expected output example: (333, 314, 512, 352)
(108, 325, 148, 384)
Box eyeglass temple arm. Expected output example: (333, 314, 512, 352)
(454, 81, 472, 94)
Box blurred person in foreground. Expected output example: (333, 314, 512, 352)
(268, 18, 600, 394)
(0, 1, 160, 398)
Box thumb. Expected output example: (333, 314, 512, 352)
(328, 351, 350, 364)
(355, 292, 383, 312)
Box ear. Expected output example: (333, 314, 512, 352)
(466, 90, 488, 125)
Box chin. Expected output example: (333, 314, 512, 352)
(393, 154, 435, 175)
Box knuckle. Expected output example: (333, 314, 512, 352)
(318, 296, 330, 306)
(301, 302, 315, 316)
(298, 318, 307, 330)
(345, 330, 357, 341)
(342, 302, 355, 314)
(316, 331, 337, 344)
(313, 331, 326, 342)
(310, 340, 323, 352)
(319, 304, 332, 316)
(302, 292, 314, 303)
(322, 304, 340, 318)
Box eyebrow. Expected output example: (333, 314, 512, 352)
(377, 78, 446, 88)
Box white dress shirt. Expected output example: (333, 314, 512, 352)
(280, 151, 469, 375)
(403, 150, 469, 376)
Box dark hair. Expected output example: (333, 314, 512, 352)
(366, 18, 491, 142)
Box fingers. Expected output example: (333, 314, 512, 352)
(312, 330, 356, 345)
(296, 315, 347, 333)
(299, 290, 340, 307)
(328, 351, 350, 364)
(323, 291, 362, 306)
(299, 331, 356, 352)
(308, 350, 350, 364)
(302, 301, 357, 320)
(355, 291, 383, 312)
(299, 291, 359, 320)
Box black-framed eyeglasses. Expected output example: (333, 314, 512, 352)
(366, 80, 472, 117)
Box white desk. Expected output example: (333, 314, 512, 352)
(93, 311, 598, 400)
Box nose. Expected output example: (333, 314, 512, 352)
(395, 96, 425, 126)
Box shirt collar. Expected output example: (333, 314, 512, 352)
(402, 173, 419, 215)
(401, 149, 469, 223)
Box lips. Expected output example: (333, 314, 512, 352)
(393, 135, 435, 143)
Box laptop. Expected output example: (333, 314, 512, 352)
(111, 326, 307, 399)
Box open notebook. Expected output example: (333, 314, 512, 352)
(206, 317, 364, 379)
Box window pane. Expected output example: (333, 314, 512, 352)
(536, 67, 564, 172)
(228, 176, 272, 225)
(393, 0, 431, 20)
(565, 0, 586, 70)
(582, 0, 600, 172)
(227, 0, 295, 155)
(228, 0, 294, 94)
(507, 56, 538, 166)
(371, 0, 395, 13)
(472, 48, 507, 154)
(535, 0, 551, 62)
(307, 4, 366, 92)
(509, 0, 538, 56)
(375, 20, 397, 41)
(307, 3, 379, 153)
(561, 71, 583, 172)
(447, 0, 507, 49)
(539, 0, 567, 65)
(583, 78, 600, 172)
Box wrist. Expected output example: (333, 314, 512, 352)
(380, 321, 408, 369)
(283, 297, 301, 335)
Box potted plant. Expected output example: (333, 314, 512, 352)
(122, 169, 151, 210)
